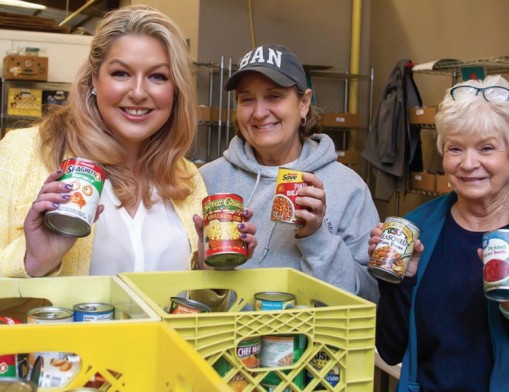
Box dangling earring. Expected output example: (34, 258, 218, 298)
(300, 117, 307, 127)
(91, 88, 97, 96)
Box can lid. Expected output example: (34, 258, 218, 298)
(43, 213, 91, 238)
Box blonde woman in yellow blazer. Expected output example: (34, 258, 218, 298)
(0, 6, 256, 278)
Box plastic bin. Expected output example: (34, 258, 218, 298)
(118, 268, 376, 391)
(0, 276, 159, 322)
(0, 321, 230, 391)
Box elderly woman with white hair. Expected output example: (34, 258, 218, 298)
(370, 75, 509, 392)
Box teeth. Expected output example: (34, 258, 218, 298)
(123, 108, 150, 116)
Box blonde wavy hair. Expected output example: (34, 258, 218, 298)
(38, 5, 198, 207)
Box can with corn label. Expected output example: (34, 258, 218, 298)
(73, 303, 115, 322)
(483, 229, 509, 301)
(254, 292, 296, 311)
(202, 193, 247, 269)
(368, 217, 420, 283)
(271, 167, 308, 225)
(44, 157, 106, 238)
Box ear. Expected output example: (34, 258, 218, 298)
(300, 88, 313, 118)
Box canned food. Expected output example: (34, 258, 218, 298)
(0, 316, 27, 380)
(165, 297, 212, 314)
(0, 378, 36, 391)
(214, 337, 261, 391)
(483, 229, 509, 301)
(27, 306, 74, 323)
(44, 157, 106, 238)
(271, 167, 308, 225)
(305, 348, 340, 388)
(368, 217, 420, 283)
(202, 193, 247, 269)
(73, 303, 115, 322)
(254, 292, 296, 311)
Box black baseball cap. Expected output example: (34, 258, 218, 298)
(225, 44, 307, 91)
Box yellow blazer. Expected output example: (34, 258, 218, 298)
(0, 127, 206, 277)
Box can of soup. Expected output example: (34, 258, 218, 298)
(368, 217, 420, 283)
(271, 167, 309, 225)
(254, 292, 296, 311)
(44, 157, 106, 238)
(165, 297, 212, 314)
(483, 229, 509, 301)
(73, 303, 115, 322)
(0, 316, 27, 379)
(202, 193, 247, 269)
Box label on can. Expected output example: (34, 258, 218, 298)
(203, 193, 247, 269)
(254, 292, 296, 311)
(73, 303, 115, 322)
(44, 157, 106, 238)
(483, 229, 509, 301)
(165, 297, 211, 314)
(305, 348, 340, 388)
(271, 167, 308, 225)
(368, 216, 420, 283)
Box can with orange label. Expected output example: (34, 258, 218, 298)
(202, 193, 247, 269)
(271, 167, 308, 225)
(44, 157, 106, 238)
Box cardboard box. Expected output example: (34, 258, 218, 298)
(322, 112, 362, 128)
(436, 174, 452, 193)
(410, 171, 436, 192)
(3, 54, 48, 81)
(408, 106, 437, 125)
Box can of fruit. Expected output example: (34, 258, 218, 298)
(271, 167, 308, 225)
(368, 216, 420, 283)
(73, 303, 115, 322)
(483, 229, 509, 301)
(202, 193, 247, 269)
(44, 157, 106, 238)
(254, 292, 296, 311)
(0, 316, 27, 379)
(165, 297, 212, 314)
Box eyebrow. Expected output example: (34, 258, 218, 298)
(106, 59, 171, 71)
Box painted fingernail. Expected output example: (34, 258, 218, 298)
(243, 209, 249, 216)
(56, 169, 63, 174)
(65, 184, 73, 190)
(53, 202, 60, 208)
(62, 194, 70, 200)
(241, 233, 247, 239)
(238, 223, 245, 229)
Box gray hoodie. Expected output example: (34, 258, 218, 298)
(200, 133, 379, 303)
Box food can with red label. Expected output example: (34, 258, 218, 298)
(44, 157, 106, 238)
(164, 297, 212, 314)
(272, 167, 308, 225)
(368, 216, 420, 283)
(202, 193, 247, 269)
(0, 316, 28, 379)
(483, 229, 509, 301)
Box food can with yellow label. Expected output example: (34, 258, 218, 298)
(272, 167, 308, 225)
(368, 216, 420, 283)
(202, 193, 247, 269)
(44, 157, 106, 238)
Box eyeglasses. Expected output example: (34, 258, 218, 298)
(450, 85, 509, 102)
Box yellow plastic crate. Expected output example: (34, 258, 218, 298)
(119, 268, 376, 391)
(0, 321, 230, 391)
(0, 276, 160, 322)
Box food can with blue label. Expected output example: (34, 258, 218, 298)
(73, 303, 115, 322)
(483, 229, 509, 301)
(254, 292, 296, 311)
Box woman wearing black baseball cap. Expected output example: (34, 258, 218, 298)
(199, 44, 379, 302)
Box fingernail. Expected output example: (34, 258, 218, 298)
(65, 184, 73, 190)
(238, 223, 245, 230)
(53, 202, 60, 208)
(56, 169, 63, 174)
(243, 209, 249, 216)
(241, 233, 247, 239)
(62, 194, 70, 200)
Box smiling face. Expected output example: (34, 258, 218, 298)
(93, 34, 174, 157)
(235, 72, 312, 166)
(443, 130, 509, 203)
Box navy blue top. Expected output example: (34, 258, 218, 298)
(414, 210, 492, 391)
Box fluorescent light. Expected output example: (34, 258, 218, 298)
(0, 0, 47, 10)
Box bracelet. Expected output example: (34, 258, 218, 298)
(499, 303, 509, 320)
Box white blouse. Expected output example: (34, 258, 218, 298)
(89, 180, 190, 275)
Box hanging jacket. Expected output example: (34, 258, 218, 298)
(362, 59, 423, 201)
